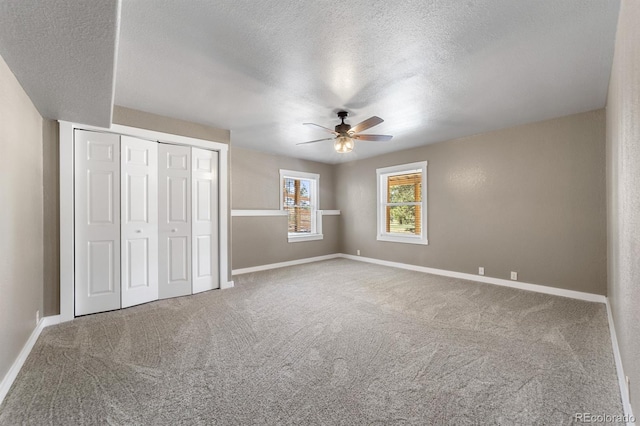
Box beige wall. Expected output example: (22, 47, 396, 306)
(607, 0, 639, 414)
(112, 106, 230, 144)
(42, 119, 59, 316)
(0, 54, 44, 382)
(336, 110, 607, 295)
(231, 147, 339, 270)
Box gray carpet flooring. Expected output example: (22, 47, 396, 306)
(0, 259, 623, 425)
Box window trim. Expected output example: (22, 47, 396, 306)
(279, 169, 323, 243)
(376, 161, 428, 245)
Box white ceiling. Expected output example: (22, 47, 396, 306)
(0, 1, 621, 164)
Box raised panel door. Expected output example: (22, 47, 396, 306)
(74, 130, 121, 316)
(158, 143, 192, 299)
(121, 136, 158, 308)
(191, 148, 219, 293)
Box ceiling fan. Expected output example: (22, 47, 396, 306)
(298, 111, 393, 153)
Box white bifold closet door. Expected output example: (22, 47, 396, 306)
(120, 136, 159, 308)
(158, 144, 192, 299)
(74, 130, 121, 316)
(75, 132, 219, 316)
(192, 148, 219, 293)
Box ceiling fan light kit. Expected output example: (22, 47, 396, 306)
(299, 111, 393, 153)
(334, 136, 354, 153)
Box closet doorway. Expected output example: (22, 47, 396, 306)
(61, 123, 230, 320)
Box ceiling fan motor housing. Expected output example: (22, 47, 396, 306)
(335, 123, 351, 134)
(335, 111, 351, 135)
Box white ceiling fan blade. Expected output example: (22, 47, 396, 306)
(353, 134, 393, 141)
(296, 137, 335, 145)
(349, 116, 383, 134)
(303, 123, 338, 134)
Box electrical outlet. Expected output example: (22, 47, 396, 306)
(510, 271, 518, 281)
(478, 267, 484, 276)
(36, 310, 40, 326)
(356, 250, 360, 256)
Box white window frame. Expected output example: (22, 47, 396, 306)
(376, 161, 428, 245)
(279, 169, 323, 243)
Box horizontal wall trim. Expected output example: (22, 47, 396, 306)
(0, 315, 60, 406)
(606, 301, 635, 421)
(232, 254, 341, 275)
(231, 210, 340, 217)
(231, 210, 287, 217)
(221, 280, 235, 289)
(341, 254, 606, 303)
(288, 233, 323, 243)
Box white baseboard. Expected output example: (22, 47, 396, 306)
(232, 253, 605, 303)
(232, 254, 341, 275)
(340, 254, 607, 304)
(221, 280, 235, 289)
(41, 315, 61, 328)
(0, 315, 59, 406)
(606, 300, 635, 424)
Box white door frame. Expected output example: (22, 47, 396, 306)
(59, 121, 231, 322)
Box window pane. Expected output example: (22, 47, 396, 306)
(286, 206, 312, 233)
(388, 173, 421, 203)
(386, 205, 421, 235)
(282, 171, 319, 237)
(282, 178, 311, 208)
(283, 178, 295, 207)
(298, 179, 310, 207)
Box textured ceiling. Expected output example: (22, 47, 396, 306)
(0, 1, 620, 163)
(115, 0, 620, 163)
(0, 0, 120, 127)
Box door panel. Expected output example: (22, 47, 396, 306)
(196, 235, 212, 277)
(169, 237, 189, 281)
(196, 180, 212, 221)
(126, 174, 149, 222)
(88, 241, 115, 295)
(88, 171, 115, 223)
(74, 130, 121, 316)
(121, 136, 159, 308)
(127, 238, 149, 288)
(192, 148, 219, 293)
(158, 144, 192, 299)
(169, 177, 188, 222)
(87, 139, 114, 161)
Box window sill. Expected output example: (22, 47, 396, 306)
(288, 233, 324, 243)
(377, 234, 428, 245)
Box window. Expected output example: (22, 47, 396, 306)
(280, 170, 322, 242)
(377, 161, 428, 245)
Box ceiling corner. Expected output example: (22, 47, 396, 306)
(0, 0, 120, 127)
